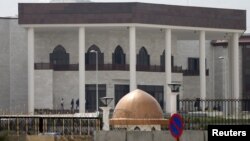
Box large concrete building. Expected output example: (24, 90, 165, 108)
(0, 1, 247, 114)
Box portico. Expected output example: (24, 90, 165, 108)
(20, 2, 245, 115)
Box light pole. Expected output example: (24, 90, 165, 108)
(219, 56, 228, 117)
(168, 83, 181, 115)
(90, 50, 99, 112)
(100, 97, 113, 130)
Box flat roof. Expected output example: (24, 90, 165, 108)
(211, 34, 250, 46)
(18, 2, 246, 30)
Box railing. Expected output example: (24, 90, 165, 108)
(34, 63, 183, 73)
(182, 69, 209, 76)
(178, 99, 250, 130)
(34, 63, 78, 71)
(86, 64, 129, 71)
(0, 115, 101, 136)
(136, 65, 182, 73)
(34, 63, 212, 75)
(34, 63, 52, 70)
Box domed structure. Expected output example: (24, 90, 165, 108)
(110, 89, 168, 131)
(113, 89, 163, 119)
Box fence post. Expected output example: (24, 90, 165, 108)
(96, 119, 100, 130)
(63, 119, 64, 135)
(88, 119, 90, 135)
(7, 118, 10, 135)
(26, 118, 28, 134)
(34, 118, 36, 135)
(53, 118, 56, 133)
(45, 118, 47, 133)
(235, 100, 239, 119)
(17, 118, 19, 136)
(79, 119, 82, 136)
(71, 118, 73, 136)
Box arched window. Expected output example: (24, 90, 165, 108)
(50, 45, 69, 65)
(160, 50, 174, 68)
(112, 45, 126, 64)
(134, 126, 141, 131)
(85, 44, 104, 65)
(151, 127, 156, 131)
(137, 47, 150, 66)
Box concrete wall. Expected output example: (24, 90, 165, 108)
(0, 19, 10, 112)
(212, 44, 243, 99)
(9, 19, 28, 113)
(182, 77, 211, 99)
(35, 70, 53, 109)
(53, 71, 79, 110)
(35, 28, 177, 66)
(0, 19, 28, 113)
(35, 30, 78, 64)
(94, 131, 207, 141)
(50, 70, 182, 110)
(213, 46, 224, 99)
(176, 40, 214, 99)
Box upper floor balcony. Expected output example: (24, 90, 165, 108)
(182, 69, 209, 76)
(34, 63, 183, 73)
(34, 63, 209, 76)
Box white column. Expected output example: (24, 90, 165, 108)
(79, 27, 86, 113)
(227, 37, 234, 115)
(28, 27, 34, 115)
(129, 26, 136, 91)
(100, 107, 111, 131)
(232, 33, 239, 99)
(220, 56, 229, 117)
(232, 33, 240, 117)
(165, 29, 172, 114)
(228, 38, 233, 99)
(199, 30, 206, 111)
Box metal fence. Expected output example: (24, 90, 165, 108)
(178, 99, 250, 130)
(0, 115, 101, 136)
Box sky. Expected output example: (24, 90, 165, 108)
(0, 0, 249, 32)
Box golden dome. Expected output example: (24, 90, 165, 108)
(110, 89, 168, 126)
(112, 89, 163, 119)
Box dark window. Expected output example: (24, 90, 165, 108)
(85, 84, 106, 112)
(85, 44, 104, 65)
(137, 47, 150, 66)
(160, 50, 174, 68)
(188, 57, 199, 71)
(138, 85, 164, 110)
(134, 127, 140, 131)
(114, 85, 130, 105)
(112, 45, 126, 65)
(50, 45, 69, 65)
(242, 45, 250, 111)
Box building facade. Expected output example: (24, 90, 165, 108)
(0, 2, 246, 114)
